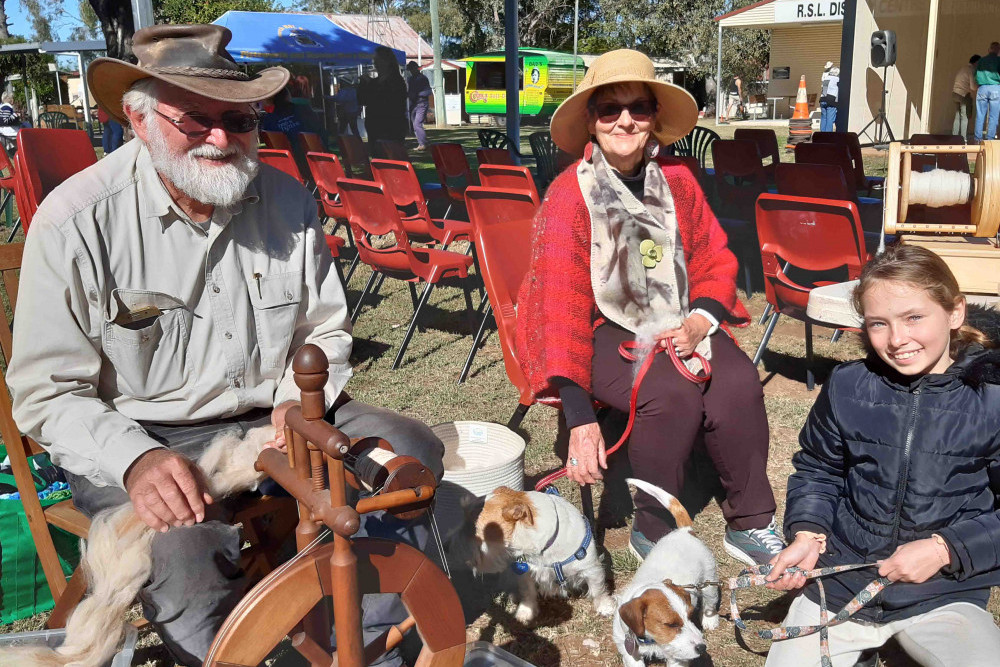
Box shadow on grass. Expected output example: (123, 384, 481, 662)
(758, 350, 842, 388)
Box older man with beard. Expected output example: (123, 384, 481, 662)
(7, 24, 444, 667)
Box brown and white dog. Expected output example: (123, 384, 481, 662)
(469, 486, 615, 622)
(614, 478, 720, 667)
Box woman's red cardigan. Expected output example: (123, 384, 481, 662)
(514, 156, 750, 399)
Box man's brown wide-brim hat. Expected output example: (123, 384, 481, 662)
(550, 49, 699, 157)
(88, 24, 290, 124)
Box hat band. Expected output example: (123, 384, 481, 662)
(147, 65, 250, 81)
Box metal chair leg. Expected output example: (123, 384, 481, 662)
(459, 303, 493, 384)
(753, 312, 780, 365)
(508, 402, 531, 430)
(393, 282, 435, 370)
(351, 270, 378, 324)
(344, 253, 361, 284)
(372, 272, 387, 296)
(758, 303, 773, 326)
(407, 282, 426, 333)
(805, 320, 815, 391)
(831, 329, 843, 343)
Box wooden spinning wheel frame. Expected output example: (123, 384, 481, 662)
(203, 344, 466, 667)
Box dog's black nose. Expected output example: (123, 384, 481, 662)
(695, 643, 707, 655)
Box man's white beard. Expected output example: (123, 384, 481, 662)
(145, 119, 259, 208)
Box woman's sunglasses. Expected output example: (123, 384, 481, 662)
(153, 108, 260, 138)
(594, 99, 657, 123)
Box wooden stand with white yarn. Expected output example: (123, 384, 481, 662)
(884, 141, 1000, 295)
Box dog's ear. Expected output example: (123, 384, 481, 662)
(619, 597, 647, 637)
(663, 580, 695, 619)
(501, 501, 535, 526)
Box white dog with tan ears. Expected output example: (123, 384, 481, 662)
(3, 426, 276, 667)
(470, 486, 615, 622)
(614, 478, 720, 667)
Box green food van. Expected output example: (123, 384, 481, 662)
(463, 49, 585, 120)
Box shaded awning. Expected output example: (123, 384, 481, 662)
(213, 11, 405, 66)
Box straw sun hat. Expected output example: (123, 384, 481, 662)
(550, 49, 698, 157)
(88, 24, 289, 124)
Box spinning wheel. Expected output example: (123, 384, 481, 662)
(203, 345, 466, 667)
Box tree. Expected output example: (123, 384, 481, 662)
(156, 0, 278, 27)
(87, 0, 135, 61)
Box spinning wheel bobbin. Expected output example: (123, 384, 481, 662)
(885, 140, 1000, 238)
(344, 437, 436, 520)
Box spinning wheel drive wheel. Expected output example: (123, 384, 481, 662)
(204, 538, 467, 667)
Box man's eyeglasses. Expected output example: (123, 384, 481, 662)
(153, 108, 259, 138)
(594, 99, 657, 123)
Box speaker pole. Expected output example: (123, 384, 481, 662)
(859, 64, 896, 148)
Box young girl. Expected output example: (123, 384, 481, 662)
(764, 245, 1000, 667)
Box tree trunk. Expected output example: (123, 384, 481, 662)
(88, 0, 136, 63)
(0, 2, 10, 41)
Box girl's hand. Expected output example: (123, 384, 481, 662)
(878, 538, 951, 583)
(566, 423, 607, 485)
(765, 534, 823, 591)
(655, 313, 712, 358)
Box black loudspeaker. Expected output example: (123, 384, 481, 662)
(871, 30, 897, 67)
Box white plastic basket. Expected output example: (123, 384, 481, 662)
(431, 421, 525, 537)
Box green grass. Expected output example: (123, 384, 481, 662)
(0, 123, 978, 667)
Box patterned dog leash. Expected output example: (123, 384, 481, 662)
(721, 562, 892, 667)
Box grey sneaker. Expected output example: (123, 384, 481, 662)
(628, 527, 656, 561)
(724, 517, 785, 566)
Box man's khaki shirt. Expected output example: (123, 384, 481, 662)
(8, 139, 353, 488)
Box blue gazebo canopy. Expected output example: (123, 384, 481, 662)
(214, 11, 405, 66)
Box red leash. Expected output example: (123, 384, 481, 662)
(534, 339, 712, 491)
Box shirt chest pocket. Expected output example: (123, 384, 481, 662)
(103, 290, 192, 399)
(247, 272, 302, 373)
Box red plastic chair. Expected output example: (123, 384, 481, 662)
(307, 152, 361, 284)
(734, 128, 780, 182)
(712, 139, 767, 220)
(16, 129, 97, 232)
(298, 132, 326, 154)
(377, 140, 409, 162)
(261, 130, 293, 152)
(794, 142, 857, 190)
(477, 164, 540, 203)
(0, 147, 30, 237)
(430, 143, 474, 217)
(259, 148, 305, 184)
(461, 186, 540, 419)
(752, 193, 869, 390)
(369, 159, 472, 247)
(774, 161, 885, 241)
(475, 147, 515, 167)
(906, 133, 969, 173)
(337, 177, 474, 369)
(810, 131, 884, 193)
(337, 134, 372, 179)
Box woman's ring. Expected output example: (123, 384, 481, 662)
(569, 457, 579, 466)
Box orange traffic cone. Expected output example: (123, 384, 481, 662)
(791, 75, 810, 119)
(787, 75, 812, 148)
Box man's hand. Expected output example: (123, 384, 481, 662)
(878, 538, 951, 583)
(765, 533, 823, 591)
(270, 400, 297, 451)
(654, 313, 712, 358)
(566, 422, 607, 485)
(124, 449, 212, 532)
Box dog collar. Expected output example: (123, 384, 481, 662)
(624, 631, 656, 658)
(509, 498, 593, 586)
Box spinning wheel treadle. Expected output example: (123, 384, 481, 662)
(203, 344, 466, 667)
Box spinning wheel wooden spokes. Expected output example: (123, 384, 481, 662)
(203, 344, 466, 667)
(204, 538, 466, 667)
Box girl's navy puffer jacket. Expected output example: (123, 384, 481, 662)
(784, 345, 1000, 622)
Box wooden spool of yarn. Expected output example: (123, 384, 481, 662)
(884, 140, 1000, 237)
(343, 437, 436, 520)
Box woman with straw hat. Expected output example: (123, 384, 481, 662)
(516, 49, 782, 564)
